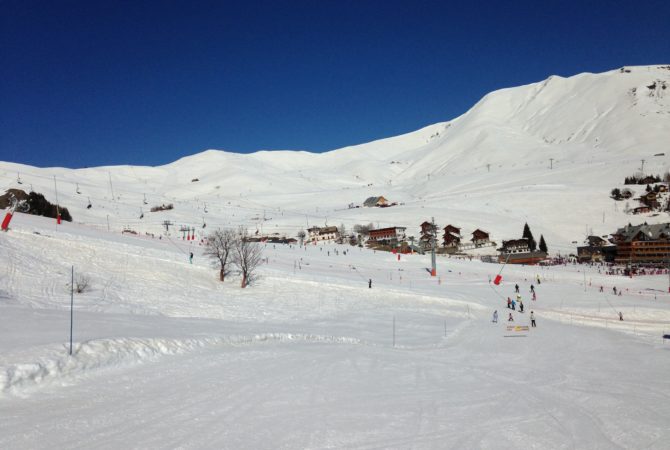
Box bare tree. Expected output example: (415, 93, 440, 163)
(353, 222, 374, 236)
(204, 228, 236, 281)
(67, 274, 91, 293)
(233, 227, 264, 288)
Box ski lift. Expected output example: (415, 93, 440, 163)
(202, 217, 207, 228)
(86, 197, 92, 209)
(17, 172, 22, 185)
(143, 194, 148, 205)
(139, 207, 144, 219)
(76, 183, 81, 194)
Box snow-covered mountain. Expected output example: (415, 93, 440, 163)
(2, 65, 669, 252)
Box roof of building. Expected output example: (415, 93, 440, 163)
(613, 223, 670, 242)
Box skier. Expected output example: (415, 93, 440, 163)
(511, 299, 516, 310)
(530, 311, 536, 327)
(532, 291, 537, 301)
(507, 297, 512, 309)
(515, 284, 519, 293)
(368, 278, 372, 289)
(508, 312, 514, 322)
(530, 284, 535, 294)
(619, 311, 624, 321)
(613, 286, 617, 295)
(599, 286, 604, 292)
(536, 275, 541, 285)
(492, 310, 498, 323)
(519, 301, 524, 313)
(189, 252, 193, 264)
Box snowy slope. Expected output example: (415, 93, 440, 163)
(1, 65, 669, 254)
(1, 213, 670, 448)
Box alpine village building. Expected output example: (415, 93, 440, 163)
(368, 226, 407, 246)
(610, 223, 670, 265)
(307, 226, 340, 243)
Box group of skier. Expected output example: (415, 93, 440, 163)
(495, 278, 541, 328)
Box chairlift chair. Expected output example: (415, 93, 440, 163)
(87, 197, 92, 209)
(76, 183, 81, 194)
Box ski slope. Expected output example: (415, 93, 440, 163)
(1, 214, 670, 448)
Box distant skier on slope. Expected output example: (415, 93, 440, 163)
(189, 252, 193, 264)
(515, 284, 520, 293)
(492, 310, 498, 323)
(368, 278, 372, 288)
(508, 312, 514, 322)
(530, 311, 536, 327)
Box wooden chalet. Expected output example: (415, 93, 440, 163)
(308, 225, 340, 243)
(442, 224, 461, 248)
(639, 191, 659, 209)
(471, 229, 491, 246)
(368, 226, 407, 246)
(363, 196, 388, 207)
(497, 238, 546, 264)
(611, 223, 670, 265)
(577, 236, 611, 262)
(419, 221, 438, 250)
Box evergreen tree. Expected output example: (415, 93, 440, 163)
(522, 223, 537, 251)
(539, 235, 548, 253)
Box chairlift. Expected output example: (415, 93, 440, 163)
(139, 207, 144, 219)
(76, 183, 81, 194)
(143, 194, 148, 205)
(204, 203, 208, 213)
(86, 197, 92, 209)
(202, 217, 207, 228)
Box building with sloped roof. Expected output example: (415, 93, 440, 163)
(611, 223, 670, 265)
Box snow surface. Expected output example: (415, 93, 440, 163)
(2, 65, 670, 448)
(1, 213, 670, 449)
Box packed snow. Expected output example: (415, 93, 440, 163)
(1, 213, 670, 448)
(2, 65, 670, 448)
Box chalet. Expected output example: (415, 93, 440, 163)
(497, 238, 546, 264)
(307, 226, 340, 243)
(368, 226, 407, 246)
(498, 238, 530, 254)
(576, 236, 611, 262)
(471, 229, 491, 247)
(639, 191, 659, 209)
(611, 223, 670, 265)
(632, 206, 652, 214)
(443, 224, 462, 248)
(639, 176, 659, 185)
(659, 185, 668, 193)
(363, 196, 388, 207)
(419, 221, 438, 250)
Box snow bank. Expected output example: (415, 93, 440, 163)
(0, 333, 365, 397)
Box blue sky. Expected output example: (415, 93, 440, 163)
(1, 0, 669, 168)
